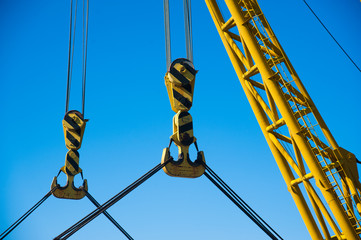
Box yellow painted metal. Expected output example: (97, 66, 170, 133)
(163, 58, 205, 178)
(51, 176, 87, 200)
(62, 110, 87, 150)
(52, 110, 88, 199)
(161, 147, 205, 178)
(172, 111, 194, 146)
(165, 58, 197, 112)
(205, 0, 361, 239)
(161, 111, 205, 178)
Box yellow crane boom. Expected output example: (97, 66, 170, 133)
(205, 0, 361, 239)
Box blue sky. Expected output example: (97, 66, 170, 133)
(1, 0, 360, 239)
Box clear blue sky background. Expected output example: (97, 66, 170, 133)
(1, 0, 360, 239)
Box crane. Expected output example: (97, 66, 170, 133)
(204, 0, 361, 239)
(1, 0, 358, 239)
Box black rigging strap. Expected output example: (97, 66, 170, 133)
(202, 163, 284, 240)
(54, 160, 170, 240)
(0, 186, 58, 240)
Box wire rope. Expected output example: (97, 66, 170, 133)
(183, 0, 193, 63)
(0, 186, 58, 240)
(202, 163, 283, 240)
(65, 0, 74, 113)
(65, 0, 78, 113)
(163, 0, 171, 70)
(65, 0, 89, 116)
(54, 160, 170, 240)
(303, 0, 361, 73)
(81, 0, 89, 116)
(84, 190, 134, 240)
(164, 0, 194, 70)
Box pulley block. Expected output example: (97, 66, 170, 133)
(165, 58, 197, 112)
(63, 110, 87, 150)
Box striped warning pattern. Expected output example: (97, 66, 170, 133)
(169, 61, 196, 86)
(165, 59, 197, 112)
(175, 111, 194, 146)
(64, 150, 80, 176)
(63, 111, 86, 150)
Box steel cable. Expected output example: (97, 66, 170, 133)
(303, 0, 361, 73)
(66, 0, 89, 115)
(81, 0, 89, 116)
(164, 0, 194, 69)
(203, 172, 280, 240)
(84, 190, 134, 240)
(65, 0, 78, 113)
(54, 160, 170, 240)
(163, 0, 171, 70)
(202, 163, 283, 240)
(0, 186, 58, 240)
(204, 164, 283, 239)
(55, 162, 165, 239)
(183, 0, 193, 63)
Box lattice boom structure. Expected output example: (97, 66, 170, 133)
(205, 0, 361, 239)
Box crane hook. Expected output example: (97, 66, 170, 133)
(161, 111, 205, 178)
(51, 110, 88, 199)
